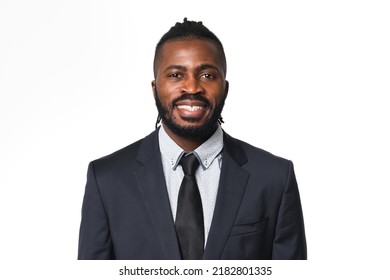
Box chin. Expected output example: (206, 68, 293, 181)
(163, 118, 218, 141)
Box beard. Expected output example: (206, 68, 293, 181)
(154, 88, 226, 141)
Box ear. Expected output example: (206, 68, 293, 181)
(224, 80, 229, 98)
(151, 80, 156, 96)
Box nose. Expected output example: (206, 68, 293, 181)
(181, 76, 204, 95)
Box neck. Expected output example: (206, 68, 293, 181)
(161, 123, 217, 152)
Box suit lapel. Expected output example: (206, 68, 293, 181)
(134, 130, 181, 259)
(203, 132, 249, 259)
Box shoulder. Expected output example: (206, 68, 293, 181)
(223, 133, 295, 191)
(223, 132, 292, 174)
(90, 130, 159, 173)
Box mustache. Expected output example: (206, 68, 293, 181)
(172, 94, 211, 107)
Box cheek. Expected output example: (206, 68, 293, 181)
(209, 89, 227, 104)
(156, 83, 179, 101)
(155, 87, 170, 102)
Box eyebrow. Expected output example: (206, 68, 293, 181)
(197, 64, 220, 72)
(163, 64, 220, 72)
(164, 65, 187, 72)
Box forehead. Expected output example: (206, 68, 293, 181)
(156, 39, 222, 70)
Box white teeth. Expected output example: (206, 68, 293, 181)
(177, 105, 203, 112)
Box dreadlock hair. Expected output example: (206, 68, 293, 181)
(153, 18, 227, 77)
(154, 18, 227, 128)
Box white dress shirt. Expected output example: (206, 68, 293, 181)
(158, 125, 223, 245)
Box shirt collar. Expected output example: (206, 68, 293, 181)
(158, 125, 224, 171)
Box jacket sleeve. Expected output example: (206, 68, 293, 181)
(272, 161, 307, 259)
(78, 162, 115, 260)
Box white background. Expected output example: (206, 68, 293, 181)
(1, 0, 389, 279)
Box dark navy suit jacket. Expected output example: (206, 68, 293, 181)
(78, 129, 307, 259)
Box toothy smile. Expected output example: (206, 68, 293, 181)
(177, 105, 204, 112)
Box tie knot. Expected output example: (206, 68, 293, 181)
(179, 154, 199, 176)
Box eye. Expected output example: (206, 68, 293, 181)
(201, 73, 216, 79)
(168, 73, 182, 78)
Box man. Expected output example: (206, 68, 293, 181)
(78, 18, 307, 260)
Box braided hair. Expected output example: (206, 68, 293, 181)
(154, 18, 227, 77)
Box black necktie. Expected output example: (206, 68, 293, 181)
(175, 154, 204, 260)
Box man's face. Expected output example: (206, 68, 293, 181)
(152, 39, 228, 140)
